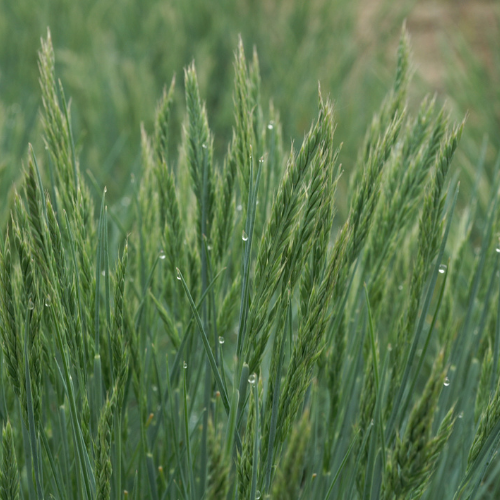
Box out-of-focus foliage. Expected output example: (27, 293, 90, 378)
(0, 0, 410, 226)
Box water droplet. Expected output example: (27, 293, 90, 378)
(101, 270, 106, 277)
(370, 419, 374, 427)
(45, 295, 52, 307)
(256, 491, 261, 499)
(242, 231, 249, 242)
(218, 336, 225, 345)
(496, 247, 500, 254)
(398, 284, 403, 291)
(176, 268, 182, 281)
(248, 373, 257, 385)
(438, 264, 447, 274)
(183, 361, 188, 369)
(267, 122, 274, 130)
(444, 377, 450, 387)
(104, 186, 107, 193)
(249, 155, 253, 161)
(259, 157, 264, 163)
(458, 411, 464, 419)
(159, 250, 166, 260)
(207, 245, 212, 251)
(256, 199, 259, 205)
(236, 204, 243, 212)
(28, 299, 34, 310)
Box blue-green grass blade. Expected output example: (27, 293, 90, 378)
(324, 430, 359, 500)
(402, 259, 449, 419)
(177, 268, 243, 451)
(40, 426, 66, 500)
(250, 381, 260, 500)
(183, 368, 196, 499)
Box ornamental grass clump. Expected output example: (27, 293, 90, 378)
(2, 25, 500, 500)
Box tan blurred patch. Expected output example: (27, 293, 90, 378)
(358, 0, 499, 91)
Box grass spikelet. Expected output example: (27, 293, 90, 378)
(244, 96, 334, 372)
(112, 241, 128, 398)
(238, 377, 257, 500)
(0, 231, 22, 397)
(206, 420, 229, 500)
(0, 421, 20, 500)
(155, 158, 186, 302)
(271, 410, 311, 500)
(213, 143, 237, 264)
(153, 77, 175, 163)
(95, 389, 117, 500)
(184, 62, 215, 244)
(233, 37, 255, 211)
(384, 352, 452, 499)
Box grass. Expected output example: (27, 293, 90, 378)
(1, 22, 500, 500)
(0, 0, 413, 229)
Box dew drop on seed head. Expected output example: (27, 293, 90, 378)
(248, 373, 257, 385)
(438, 264, 447, 274)
(259, 157, 264, 163)
(267, 122, 274, 130)
(176, 268, 182, 281)
(443, 377, 450, 387)
(28, 299, 34, 310)
(45, 295, 52, 307)
(159, 250, 166, 260)
(256, 491, 261, 499)
(183, 361, 188, 369)
(218, 336, 225, 345)
(236, 204, 243, 212)
(242, 230, 249, 242)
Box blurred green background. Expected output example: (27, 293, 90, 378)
(0, 0, 497, 224)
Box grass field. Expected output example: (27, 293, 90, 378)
(1, 1, 500, 499)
